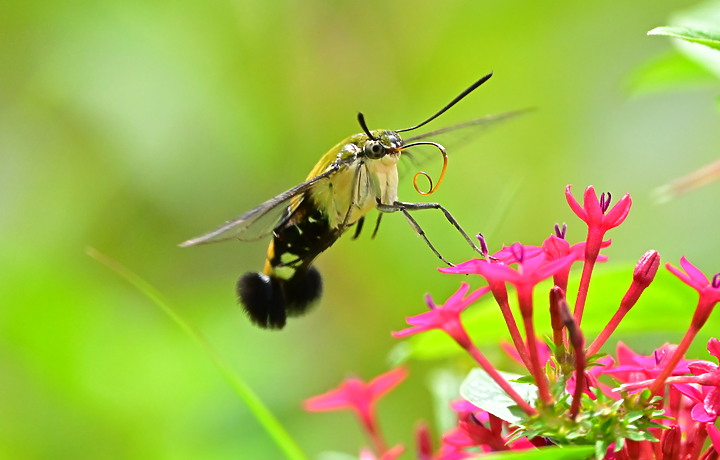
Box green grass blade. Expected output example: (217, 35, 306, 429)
(87, 247, 308, 460)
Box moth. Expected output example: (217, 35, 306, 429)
(181, 73, 500, 329)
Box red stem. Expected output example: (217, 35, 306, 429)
(586, 302, 628, 356)
(357, 412, 387, 455)
(573, 258, 596, 324)
(491, 284, 531, 369)
(649, 328, 697, 396)
(517, 287, 552, 406)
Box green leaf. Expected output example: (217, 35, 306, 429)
(595, 440, 609, 459)
(628, 50, 716, 94)
(460, 369, 537, 424)
(476, 446, 595, 460)
(644, 0, 720, 83)
(649, 25, 720, 51)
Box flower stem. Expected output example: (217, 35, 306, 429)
(491, 285, 531, 369)
(517, 287, 552, 406)
(586, 303, 627, 356)
(360, 415, 387, 456)
(649, 329, 696, 396)
(573, 258, 596, 324)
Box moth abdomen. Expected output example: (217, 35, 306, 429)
(237, 267, 323, 329)
(237, 272, 286, 329)
(284, 266, 323, 317)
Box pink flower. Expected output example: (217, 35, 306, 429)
(440, 243, 577, 406)
(393, 283, 536, 415)
(392, 283, 489, 348)
(648, 258, 720, 394)
(667, 257, 720, 328)
(673, 383, 717, 423)
(605, 342, 689, 384)
(439, 243, 577, 304)
(673, 338, 720, 422)
(359, 445, 405, 460)
(708, 422, 720, 454)
(304, 367, 407, 418)
(565, 185, 631, 323)
(565, 185, 631, 239)
(304, 367, 408, 454)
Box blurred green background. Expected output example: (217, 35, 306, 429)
(3, 0, 720, 458)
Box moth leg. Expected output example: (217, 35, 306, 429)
(371, 213, 383, 239)
(352, 216, 365, 240)
(377, 201, 483, 265)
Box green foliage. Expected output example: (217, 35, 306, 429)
(512, 389, 667, 460)
(636, 0, 720, 92)
(460, 369, 538, 424)
(649, 26, 720, 51)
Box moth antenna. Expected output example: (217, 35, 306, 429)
(357, 112, 378, 140)
(397, 72, 493, 133)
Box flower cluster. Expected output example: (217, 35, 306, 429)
(304, 185, 720, 459)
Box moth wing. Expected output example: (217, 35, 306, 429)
(179, 167, 336, 246)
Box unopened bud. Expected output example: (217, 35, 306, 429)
(633, 250, 660, 287)
(661, 425, 680, 459)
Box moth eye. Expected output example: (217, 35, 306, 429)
(364, 141, 385, 159)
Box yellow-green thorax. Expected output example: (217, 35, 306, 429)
(306, 129, 403, 229)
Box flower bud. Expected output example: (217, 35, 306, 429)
(633, 250, 660, 288)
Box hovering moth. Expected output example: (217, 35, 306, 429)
(181, 73, 501, 329)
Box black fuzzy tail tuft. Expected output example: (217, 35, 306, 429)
(237, 272, 286, 329)
(237, 268, 323, 329)
(284, 267, 323, 317)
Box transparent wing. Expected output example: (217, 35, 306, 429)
(404, 109, 530, 144)
(179, 167, 337, 247)
(399, 109, 530, 175)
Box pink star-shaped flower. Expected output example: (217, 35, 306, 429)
(648, 258, 720, 395)
(304, 367, 408, 437)
(392, 283, 489, 348)
(565, 185, 631, 262)
(565, 184, 631, 234)
(673, 338, 720, 422)
(440, 243, 577, 311)
(604, 342, 690, 384)
(667, 257, 720, 327)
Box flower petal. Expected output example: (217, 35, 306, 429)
(582, 186, 602, 222)
(673, 383, 703, 403)
(369, 367, 408, 399)
(708, 423, 720, 454)
(603, 193, 632, 228)
(691, 403, 716, 422)
(565, 185, 587, 220)
(680, 256, 710, 285)
(708, 337, 720, 359)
